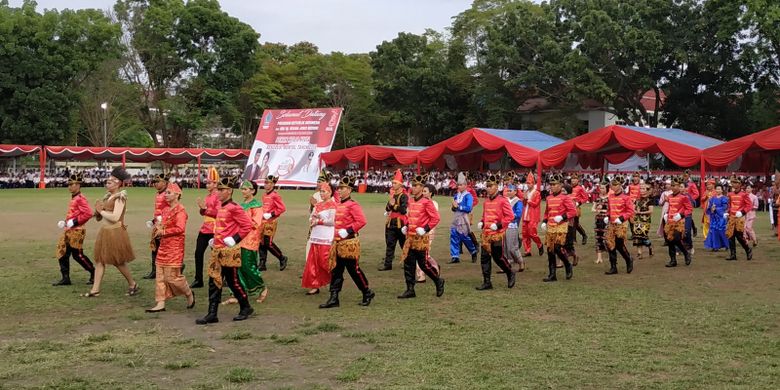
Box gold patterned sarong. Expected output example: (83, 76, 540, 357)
(605, 223, 627, 251)
(328, 237, 361, 270)
(725, 216, 745, 238)
(262, 219, 278, 240)
(55, 229, 86, 259)
(481, 231, 505, 252)
(207, 246, 242, 288)
(401, 233, 429, 262)
(664, 220, 685, 241)
(545, 222, 568, 251)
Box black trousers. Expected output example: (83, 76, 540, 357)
(665, 230, 688, 261)
(150, 237, 161, 272)
(258, 235, 284, 268)
(404, 249, 440, 286)
(729, 231, 750, 254)
(58, 244, 94, 277)
(207, 266, 250, 312)
(193, 233, 213, 283)
(546, 245, 571, 273)
(330, 257, 370, 293)
(383, 226, 406, 266)
(574, 215, 587, 239)
(564, 225, 578, 256)
(480, 243, 512, 282)
(608, 237, 632, 266)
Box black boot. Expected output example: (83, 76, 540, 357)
(233, 306, 254, 321)
(279, 256, 288, 271)
(448, 257, 460, 264)
(508, 271, 517, 288)
(543, 255, 557, 282)
(683, 250, 692, 266)
(397, 284, 416, 299)
(725, 247, 737, 261)
(746, 246, 753, 260)
(52, 274, 71, 286)
(258, 249, 268, 271)
(605, 258, 618, 275)
(625, 257, 634, 274)
(319, 291, 340, 308)
(142, 259, 156, 279)
(471, 252, 478, 263)
(87, 273, 94, 285)
(377, 262, 392, 271)
(359, 289, 375, 306)
(665, 256, 678, 267)
(195, 300, 219, 324)
(435, 278, 445, 297)
(189, 279, 204, 288)
(581, 235, 588, 245)
(564, 262, 573, 280)
(476, 274, 493, 290)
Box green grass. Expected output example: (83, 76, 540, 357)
(0, 187, 778, 389)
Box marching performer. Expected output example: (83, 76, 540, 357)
(196, 176, 254, 324)
(633, 184, 653, 259)
(683, 170, 700, 248)
(745, 184, 759, 247)
(53, 172, 95, 286)
(704, 185, 729, 252)
(231, 181, 268, 303)
(83, 167, 138, 298)
(725, 176, 753, 261)
(258, 175, 288, 271)
(503, 183, 524, 272)
(420, 184, 441, 281)
(303, 181, 337, 296)
(570, 173, 589, 245)
(475, 175, 516, 290)
(397, 174, 445, 299)
(191, 167, 220, 288)
(319, 176, 375, 308)
(379, 169, 407, 271)
(604, 175, 635, 275)
(144, 173, 169, 280)
(540, 174, 576, 282)
(145, 183, 195, 312)
(664, 177, 693, 267)
(627, 172, 641, 239)
(449, 172, 478, 264)
(592, 183, 609, 264)
(701, 179, 716, 239)
(521, 176, 543, 257)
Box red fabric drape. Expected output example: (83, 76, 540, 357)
(703, 125, 780, 169)
(321, 145, 421, 169)
(43, 146, 249, 164)
(417, 128, 542, 167)
(0, 144, 40, 157)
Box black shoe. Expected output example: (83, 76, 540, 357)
(435, 279, 445, 297)
(259, 264, 267, 271)
(538, 246, 544, 256)
(305, 289, 320, 295)
(448, 258, 460, 264)
(52, 278, 71, 286)
(581, 236, 588, 245)
(665, 260, 677, 268)
(471, 253, 478, 263)
(186, 296, 196, 309)
(359, 290, 375, 306)
(145, 307, 166, 313)
(475, 282, 493, 291)
(377, 264, 392, 271)
(142, 272, 156, 280)
(195, 314, 219, 325)
(87, 276, 94, 285)
(233, 307, 254, 321)
(725, 254, 737, 261)
(605, 268, 618, 275)
(684, 254, 692, 266)
(626, 258, 634, 274)
(508, 272, 516, 288)
(189, 280, 204, 289)
(279, 256, 288, 271)
(564, 265, 573, 280)
(397, 290, 416, 299)
(542, 275, 557, 282)
(746, 248, 753, 261)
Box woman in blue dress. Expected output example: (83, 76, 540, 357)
(704, 186, 730, 251)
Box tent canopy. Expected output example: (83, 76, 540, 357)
(0, 144, 41, 158)
(320, 145, 424, 169)
(539, 125, 723, 169)
(44, 146, 249, 165)
(703, 125, 780, 171)
(417, 128, 564, 169)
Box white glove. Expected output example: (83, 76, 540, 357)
(156, 215, 162, 222)
(208, 238, 214, 247)
(490, 223, 498, 231)
(673, 213, 682, 222)
(540, 222, 547, 232)
(663, 214, 668, 222)
(723, 213, 729, 219)
(401, 226, 408, 235)
(477, 222, 484, 230)
(603, 217, 609, 224)
(614, 218, 622, 224)
(383, 211, 389, 217)
(553, 215, 563, 223)
(224, 236, 236, 247)
(416, 227, 426, 236)
(66, 219, 75, 228)
(338, 229, 348, 239)
(57, 220, 66, 229)
(736, 211, 743, 218)
(263, 213, 272, 220)
(146, 220, 154, 229)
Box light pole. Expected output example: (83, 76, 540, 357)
(100, 102, 108, 146)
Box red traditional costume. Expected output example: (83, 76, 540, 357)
(663, 179, 693, 267)
(53, 173, 95, 285)
(541, 175, 577, 282)
(605, 177, 635, 274)
(476, 175, 516, 290)
(152, 185, 193, 306)
(725, 177, 753, 260)
(258, 175, 288, 271)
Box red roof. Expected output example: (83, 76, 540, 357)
(703, 125, 780, 170)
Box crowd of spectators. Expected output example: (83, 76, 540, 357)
(0, 167, 245, 189)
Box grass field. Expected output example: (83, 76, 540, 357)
(0, 187, 777, 389)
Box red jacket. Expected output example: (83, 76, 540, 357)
(407, 195, 440, 232)
(686, 181, 700, 201)
(65, 192, 93, 230)
(727, 191, 751, 216)
(153, 189, 169, 220)
(608, 193, 635, 222)
(334, 197, 366, 241)
(480, 194, 513, 235)
(544, 192, 576, 227)
(213, 200, 252, 249)
(199, 190, 220, 234)
(666, 193, 692, 218)
(628, 184, 641, 202)
(523, 189, 542, 223)
(262, 190, 286, 220)
(156, 203, 187, 266)
(572, 185, 589, 205)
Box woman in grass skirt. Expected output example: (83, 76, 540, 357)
(83, 167, 138, 298)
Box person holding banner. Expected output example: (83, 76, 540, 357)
(379, 170, 408, 271)
(191, 167, 220, 289)
(53, 172, 95, 286)
(143, 174, 169, 280)
(258, 175, 288, 271)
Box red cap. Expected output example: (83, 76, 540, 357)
(392, 169, 403, 184)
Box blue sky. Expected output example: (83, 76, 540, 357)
(9, 0, 475, 53)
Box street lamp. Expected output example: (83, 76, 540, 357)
(100, 102, 108, 146)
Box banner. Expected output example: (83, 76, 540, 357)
(244, 108, 342, 187)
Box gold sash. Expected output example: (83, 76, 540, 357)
(328, 237, 361, 270)
(55, 229, 86, 259)
(207, 246, 242, 288)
